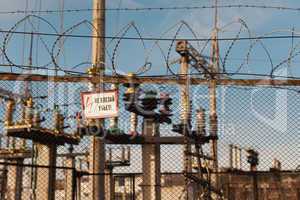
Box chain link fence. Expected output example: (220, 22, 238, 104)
(0, 80, 299, 199)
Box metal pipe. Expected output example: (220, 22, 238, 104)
(109, 148, 112, 162)
(229, 144, 233, 169)
(121, 147, 125, 163)
(234, 146, 238, 170)
(5, 100, 15, 127)
(24, 98, 33, 125)
(128, 73, 138, 136)
(236, 146, 241, 170)
(53, 107, 64, 133)
(127, 146, 131, 161)
(33, 111, 41, 128)
(5, 100, 15, 150)
(110, 83, 119, 129)
(239, 147, 242, 170)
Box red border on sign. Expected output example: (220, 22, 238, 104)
(80, 89, 119, 119)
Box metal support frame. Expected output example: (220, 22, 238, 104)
(35, 143, 57, 200)
(6, 159, 23, 200)
(142, 118, 161, 200)
(64, 154, 75, 200)
(180, 50, 193, 175)
(229, 144, 233, 169)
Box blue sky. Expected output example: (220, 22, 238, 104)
(1, 0, 300, 76)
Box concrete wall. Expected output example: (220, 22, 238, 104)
(220, 172, 300, 200)
(4, 171, 300, 199)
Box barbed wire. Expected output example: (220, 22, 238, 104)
(0, 4, 300, 15)
(1, 15, 300, 79)
(2, 15, 59, 73)
(111, 22, 147, 75)
(221, 19, 252, 74)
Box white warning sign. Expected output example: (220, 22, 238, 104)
(81, 90, 118, 119)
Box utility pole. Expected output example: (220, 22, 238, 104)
(88, 0, 106, 200)
(178, 41, 192, 199)
(210, 0, 220, 197)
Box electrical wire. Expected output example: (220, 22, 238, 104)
(0, 63, 87, 75)
(1, 29, 300, 41)
(2, 61, 300, 80)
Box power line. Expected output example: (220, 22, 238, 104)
(1, 29, 300, 41)
(0, 63, 86, 75)
(0, 57, 298, 79)
(0, 4, 300, 15)
(1, 62, 299, 80)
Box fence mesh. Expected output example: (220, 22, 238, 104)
(0, 80, 299, 199)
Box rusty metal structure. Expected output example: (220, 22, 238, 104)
(0, 0, 299, 200)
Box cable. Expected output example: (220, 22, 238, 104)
(1, 61, 300, 80)
(1, 29, 300, 42)
(1, 4, 300, 15)
(0, 63, 87, 75)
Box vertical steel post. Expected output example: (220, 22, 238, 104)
(229, 144, 233, 170)
(35, 143, 57, 200)
(110, 83, 119, 129)
(239, 148, 242, 170)
(64, 154, 75, 200)
(127, 73, 138, 136)
(209, 0, 220, 193)
(4, 99, 24, 200)
(236, 146, 241, 170)
(5, 100, 15, 149)
(209, 80, 218, 170)
(104, 167, 114, 200)
(234, 146, 238, 169)
(6, 159, 24, 200)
